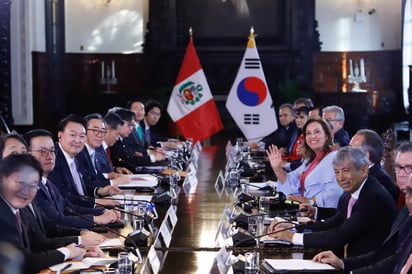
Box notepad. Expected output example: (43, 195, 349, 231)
(111, 194, 153, 203)
(49, 257, 117, 272)
(263, 259, 335, 271)
(118, 174, 158, 188)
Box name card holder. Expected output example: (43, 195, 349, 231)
(214, 170, 226, 196)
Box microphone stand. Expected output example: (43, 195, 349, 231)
(80, 195, 159, 220)
(232, 220, 313, 248)
(65, 207, 143, 263)
(95, 202, 158, 238)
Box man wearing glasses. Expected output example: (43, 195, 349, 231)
(322, 105, 350, 148)
(77, 113, 130, 193)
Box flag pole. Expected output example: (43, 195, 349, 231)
(248, 26, 256, 48)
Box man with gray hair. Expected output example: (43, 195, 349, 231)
(322, 105, 350, 147)
(269, 147, 398, 258)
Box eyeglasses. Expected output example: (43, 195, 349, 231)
(31, 149, 55, 157)
(325, 119, 341, 123)
(16, 181, 39, 193)
(87, 128, 107, 136)
(394, 164, 412, 174)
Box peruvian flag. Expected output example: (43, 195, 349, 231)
(167, 35, 223, 143)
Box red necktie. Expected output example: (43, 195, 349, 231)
(398, 192, 406, 210)
(106, 147, 113, 168)
(16, 210, 23, 236)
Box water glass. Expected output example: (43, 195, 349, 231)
(133, 218, 144, 231)
(244, 251, 259, 273)
(258, 197, 270, 213)
(117, 252, 132, 274)
(123, 194, 134, 211)
(240, 178, 250, 193)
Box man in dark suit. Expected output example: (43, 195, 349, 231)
(20, 200, 105, 250)
(0, 154, 85, 273)
(101, 112, 133, 175)
(109, 108, 165, 171)
(48, 114, 120, 208)
(24, 128, 119, 230)
(127, 98, 148, 148)
(269, 147, 398, 258)
(260, 103, 298, 152)
(311, 143, 412, 273)
(322, 105, 350, 148)
(349, 129, 399, 202)
(394, 228, 412, 274)
(141, 100, 182, 149)
(77, 113, 130, 191)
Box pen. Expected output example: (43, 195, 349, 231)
(59, 263, 72, 273)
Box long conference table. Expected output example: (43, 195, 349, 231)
(43, 144, 343, 273)
(135, 145, 342, 274)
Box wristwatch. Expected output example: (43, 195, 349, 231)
(309, 198, 316, 206)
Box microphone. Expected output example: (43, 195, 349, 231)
(80, 195, 156, 209)
(232, 208, 309, 230)
(148, 147, 187, 170)
(234, 202, 254, 214)
(232, 220, 314, 247)
(64, 207, 143, 263)
(94, 201, 152, 223)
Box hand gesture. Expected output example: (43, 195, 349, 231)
(266, 145, 282, 170)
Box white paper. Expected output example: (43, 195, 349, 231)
(117, 174, 158, 188)
(111, 194, 153, 203)
(49, 257, 117, 271)
(98, 237, 122, 248)
(264, 259, 336, 270)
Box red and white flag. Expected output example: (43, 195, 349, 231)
(226, 28, 278, 142)
(167, 35, 223, 143)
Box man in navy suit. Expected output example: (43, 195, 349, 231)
(24, 128, 119, 230)
(48, 114, 120, 208)
(77, 113, 130, 192)
(269, 147, 398, 258)
(349, 129, 399, 202)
